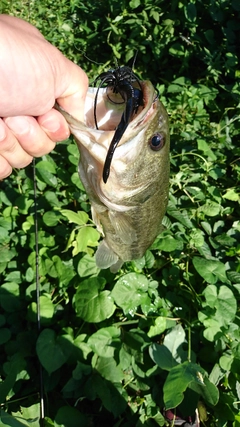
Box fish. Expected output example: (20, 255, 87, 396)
(55, 79, 170, 272)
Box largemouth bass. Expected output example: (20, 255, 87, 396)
(56, 80, 169, 272)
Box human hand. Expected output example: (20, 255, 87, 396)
(0, 14, 88, 179)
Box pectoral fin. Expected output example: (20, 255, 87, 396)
(95, 240, 119, 269)
(109, 211, 137, 244)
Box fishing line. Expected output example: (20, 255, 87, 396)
(33, 158, 45, 425)
(25, 2, 45, 422)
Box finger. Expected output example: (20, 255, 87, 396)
(37, 108, 70, 141)
(0, 155, 13, 180)
(56, 60, 88, 122)
(3, 115, 65, 158)
(0, 118, 33, 168)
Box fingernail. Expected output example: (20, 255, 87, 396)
(0, 120, 7, 141)
(41, 117, 60, 133)
(5, 117, 30, 135)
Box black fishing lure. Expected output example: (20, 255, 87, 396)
(94, 65, 143, 183)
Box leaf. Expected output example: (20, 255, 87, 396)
(28, 295, 54, 324)
(75, 226, 100, 252)
(163, 325, 188, 362)
(0, 409, 34, 426)
(94, 356, 123, 383)
(167, 205, 193, 228)
(163, 362, 206, 409)
(35, 161, 57, 187)
(189, 375, 219, 406)
(197, 139, 216, 160)
(129, 0, 141, 8)
(148, 316, 167, 338)
(111, 273, 149, 314)
(184, 3, 197, 22)
(149, 344, 178, 371)
(75, 277, 116, 322)
(90, 375, 127, 418)
(198, 201, 221, 217)
(11, 404, 40, 427)
(151, 232, 182, 252)
(55, 406, 87, 427)
(203, 285, 237, 325)
(60, 209, 89, 225)
(149, 325, 188, 370)
(36, 329, 73, 374)
(222, 188, 239, 201)
(42, 211, 61, 227)
(198, 314, 222, 341)
(192, 257, 230, 284)
(77, 254, 100, 277)
(0, 283, 21, 312)
(88, 326, 120, 357)
(0, 328, 11, 345)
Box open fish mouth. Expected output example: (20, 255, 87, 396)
(84, 81, 155, 131)
(82, 81, 158, 182)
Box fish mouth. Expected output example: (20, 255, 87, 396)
(55, 81, 157, 182)
(83, 81, 157, 183)
(85, 81, 155, 131)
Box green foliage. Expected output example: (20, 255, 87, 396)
(0, 0, 240, 426)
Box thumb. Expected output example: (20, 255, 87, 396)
(55, 57, 88, 122)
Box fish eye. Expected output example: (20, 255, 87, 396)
(149, 133, 165, 151)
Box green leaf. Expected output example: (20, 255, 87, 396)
(89, 375, 127, 417)
(203, 285, 237, 325)
(198, 201, 221, 217)
(75, 277, 116, 322)
(129, 0, 141, 8)
(94, 356, 123, 383)
(55, 406, 87, 427)
(148, 316, 167, 338)
(111, 273, 149, 314)
(60, 209, 89, 225)
(35, 161, 57, 186)
(163, 362, 205, 409)
(35, 160, 56, 173)
(184, 3, 197, 22)
(222, 188, 239, 201)
(0, 283, 21, 312)
(28, 295, 54, 324)
(197, 139, 217, 161)
(0, 248, 16, 264)
(0, 409, 38, 426)
(189, 375, 219, 406)
(192, 257, 230, 284)
(14, 195, 34, 215)
(167, 205, 193, 228)
(151, 232, 182, 252)
(36, 329, 73, 374)
(88, 326, 120, 357)
(0, 328, 11, 345)
(75, 226, 100, 252)
(77, 254, 100, 277)
(11, 404, 40, 427)
(42, 211, 61, 226)
(149, 325, 188, 370)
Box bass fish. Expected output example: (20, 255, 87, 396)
(56, 77, 169, 272)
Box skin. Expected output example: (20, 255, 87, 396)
(0, 14, 88, 179)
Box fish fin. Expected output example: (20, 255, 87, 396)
(109, 211, 137, 244)
(95, 240, 119, 269)
(110, 259, 124, 273)
(91, 205, 104, 235)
